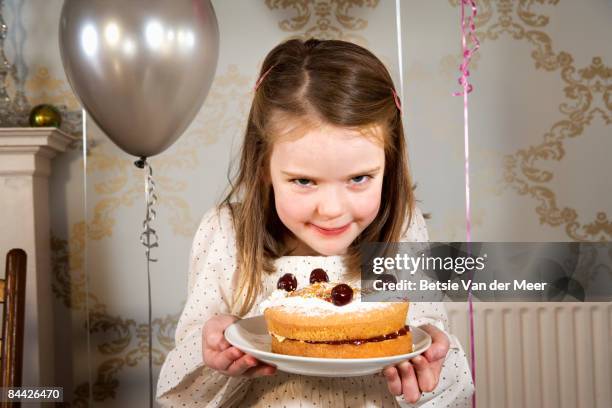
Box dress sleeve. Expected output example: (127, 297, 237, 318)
(156, 206, 250, 407)
(401, 205, 430, 242)
(396, 206, 475, 407)
(400, 206, 460, 350)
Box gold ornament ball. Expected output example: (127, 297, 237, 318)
(29, 104, 62, 128)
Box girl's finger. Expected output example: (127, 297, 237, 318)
(424, 341, 448, 363)
(243, 363, 277, 378)
(203, 325, 218, 347)
(411, 355, 436, 392)
(420, 325, 450, 362)
(397, 361, 420, 403)
(382, 366, 402, 396)
(218, 332, 232, 350)
(206, 331, 231, 351)
(431, 358, 444, 387)
(212, 346, 244, 371)
(225, 354, 258, 376)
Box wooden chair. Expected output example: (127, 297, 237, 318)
(0, 249, 27, 401)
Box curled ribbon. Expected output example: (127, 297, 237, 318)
(135, 157, 158, 408)
(453, 1, 480, 407)
(453, 0, 480, 97)
(139, 160, 159, 262)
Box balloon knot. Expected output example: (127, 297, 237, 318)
(134, 157, 147, 169)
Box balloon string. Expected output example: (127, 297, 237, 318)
(82, 109, 94, 406)
(453, 1, 479, 407)
(139, 159, 158, 408)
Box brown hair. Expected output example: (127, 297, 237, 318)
(222, 38, 414, 316)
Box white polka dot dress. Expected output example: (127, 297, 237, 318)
(156, 206, 474, 407)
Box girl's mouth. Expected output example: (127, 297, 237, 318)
(310, 222, 351, 236)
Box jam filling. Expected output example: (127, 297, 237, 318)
(300, 325, 410, 346)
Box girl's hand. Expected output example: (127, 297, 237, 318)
(383, 324, 450, 403)
(203, 314, 277, 377)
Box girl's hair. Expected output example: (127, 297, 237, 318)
(222, 38, 414, 316)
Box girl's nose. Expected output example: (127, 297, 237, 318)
(316, 186, 345, 219)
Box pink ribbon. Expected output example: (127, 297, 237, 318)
(453, 1, 480, 407)
(453, 0, 480, 98)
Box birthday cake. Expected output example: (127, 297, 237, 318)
(260, 269, 412, 358)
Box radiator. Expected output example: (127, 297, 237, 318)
(445, 303, 612, 408)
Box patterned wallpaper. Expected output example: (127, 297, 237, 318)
(2, 0, 609, 406)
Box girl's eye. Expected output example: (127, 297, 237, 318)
(350, 175, 371, 185)
(293, 178, 314, 187)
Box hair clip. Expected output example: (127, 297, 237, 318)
(391, 88, 403, 114)
(254, 65, 275, 92)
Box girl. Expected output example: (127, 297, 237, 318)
(157, 39, 474, 407)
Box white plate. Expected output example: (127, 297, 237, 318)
(224, 315, 431, 377)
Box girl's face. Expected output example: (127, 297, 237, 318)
(269, 123, 385, 256)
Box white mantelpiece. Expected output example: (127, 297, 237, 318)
(0, 127, 77, 390)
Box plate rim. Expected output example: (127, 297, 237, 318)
(225, 315, 432, 364)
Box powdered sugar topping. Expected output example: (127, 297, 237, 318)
(259, 288, 398, 315)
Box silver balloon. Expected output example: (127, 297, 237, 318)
(59, 0, 219, 157)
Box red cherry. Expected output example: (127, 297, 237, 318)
(331, 284, 353, 306)
(277, 273, 297, 292)
(309, 268, 329, 284)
